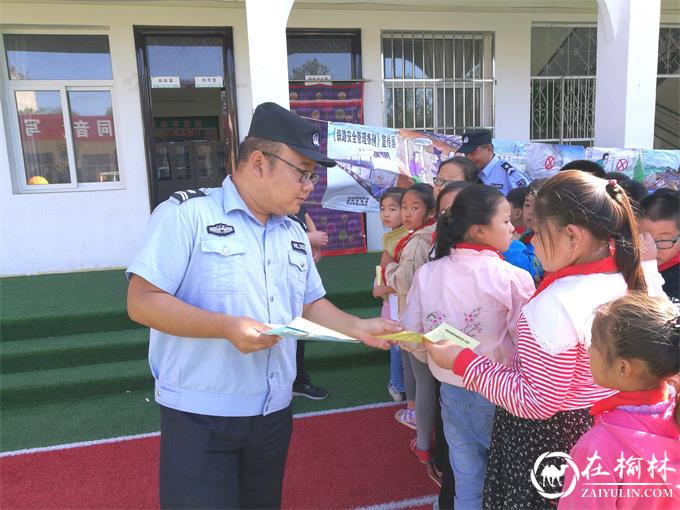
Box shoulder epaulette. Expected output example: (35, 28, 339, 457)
(501, 161, 514, 172)
(170, 189, 207, 204)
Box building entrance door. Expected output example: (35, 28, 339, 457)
(134, 27, 238, 207)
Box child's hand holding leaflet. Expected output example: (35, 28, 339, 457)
(423, 323, 481, 350)
(376, 323, 482, 349)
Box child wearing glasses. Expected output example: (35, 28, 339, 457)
(640, 190, 680, 300)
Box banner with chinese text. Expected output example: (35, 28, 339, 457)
(324, 123, 462, 212)
(324, 121, 680, 212)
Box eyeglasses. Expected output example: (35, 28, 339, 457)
(433, 176, 451, 187)
(262, 151, 320, 185)
(654, 237, 680, 250)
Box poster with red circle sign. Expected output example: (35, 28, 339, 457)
(545, 155, 556, 170)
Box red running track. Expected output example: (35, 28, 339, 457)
(1, 404, 438, 509)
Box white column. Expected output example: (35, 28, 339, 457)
(245, 0, 295, 111)
(594, 0, 660, 149)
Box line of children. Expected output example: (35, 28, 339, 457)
(383, 183, 438, 461)
(560, 293, 680, 509)
(371, 169, 678, 508)
(374, 187, 409, 402)
(426, 171, 667, 509)
(402, 185, 536, 508)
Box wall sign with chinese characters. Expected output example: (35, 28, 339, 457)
(151, 76, 180, 88)
(195, 76, 223, 88)
(18, 115, 115, 141)
(153, 116, 218, 142)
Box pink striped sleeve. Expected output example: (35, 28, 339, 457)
(461, 317, 581, 420)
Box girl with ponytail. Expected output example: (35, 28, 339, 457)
(401, 184, 535, 507)
(561, 293, 680, 509)
(426, 170, 666, 509)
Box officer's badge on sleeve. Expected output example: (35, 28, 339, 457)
(291, 241, 307, 254)
(207, 223, 235, 236)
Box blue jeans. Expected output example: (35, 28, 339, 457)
(389, 345, 405, 392)
(440, 384, 495, 510)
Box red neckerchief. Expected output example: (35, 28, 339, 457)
(515, 226, 526, 236)
(394, 218, 436, 262)
(454, 243, 505, 260)
(590, 385, 669, 416)
(520, 231, 534, 245)
(529, 256, 618, 301)
(659, 252, 680, 273)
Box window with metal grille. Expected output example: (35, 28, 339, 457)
(530, 24, 680, 149)
(655, 26, 680, 149)
(381, 31, 494, 134)
(530, 24, 597, 146)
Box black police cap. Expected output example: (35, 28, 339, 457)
(248, 102, 336, 167)
(458, 129, 493, 154)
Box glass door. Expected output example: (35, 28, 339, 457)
(134, 27, 238, 206)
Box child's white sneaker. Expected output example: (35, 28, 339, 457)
(388, 383, 405, 402)
(394, 408, 417, 429)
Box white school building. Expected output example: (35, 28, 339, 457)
(1, 0, 678, 276)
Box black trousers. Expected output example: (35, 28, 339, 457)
(294, 340, 308, 385)
(435, 381, 456, 510)
(159, 405, 293, 509)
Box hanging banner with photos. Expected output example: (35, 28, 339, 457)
(323, 123, 463, 212)
(323, 121, 680, 212)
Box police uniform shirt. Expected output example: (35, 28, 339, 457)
(126, 177, 326, 417)
(478, 154, 531, 195)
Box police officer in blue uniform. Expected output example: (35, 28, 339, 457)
(126, 102, 400, 509)
(458, 129, 531, 195)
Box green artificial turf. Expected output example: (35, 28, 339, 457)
(0, 346, 391, 452)
(0, 253, 386, 450)
(0, 271, 135, 341)
(1, 329, 149, 373)
(0, 253, 381, 341)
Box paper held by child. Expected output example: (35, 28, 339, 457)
(264, 317, 360, 343)
(423, 323, 481, 350)
(374, 265, 382, 287)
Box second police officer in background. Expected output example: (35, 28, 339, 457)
(458, 128, 531, 195)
